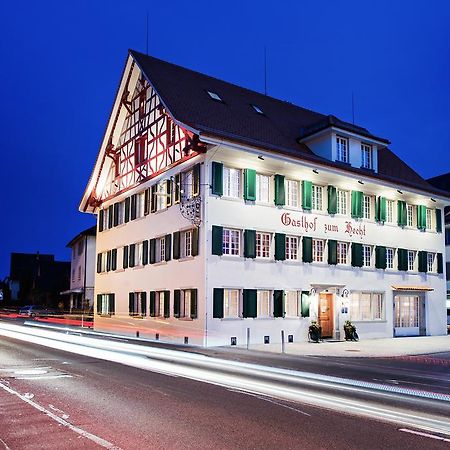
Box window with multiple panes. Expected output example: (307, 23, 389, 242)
(386, 248, 394, 269)
(182, 170, 194, 200)
(313, 239, 324, 262)
(256, 174, 270, 203)
(337, 189, 347, 215)
(427, 253, 435, 272)
(256, 232, 271, 258)
(181, 230, 193, 258)
(407, 204, 415, 227)
(135, 242, 143, 266)
(285, 291, 301, 317)
(223, 167, 241, 198)
(224, 289, 240, 318)
(408, 250, 416, 271)
(336, 136, 349, 163)
(155, 291, 166, 317)
(129, 292, 146, 317)
(285, 236, 299, 260)
(286, 180, 299, 207)
(78, 266, 82, 281)
(363, 195, 372, 220)
(312, 185, 323, 211)
(180, 289, 193, 318)
(395, 296, 419, 327)
(98, 294, 114, 315)
(337, 242, 348, 264)
(223, 228, 240, 256)
(362, 245, 372, 267)
(361, 143, 373, 169)
(158, 236, 166, 262)
(386, 200, 394, 223)
(426, 208, 432, 230)
(157, 182, 167, 211)
(257, 290, 271, 317)
(349, 292, 384, 321)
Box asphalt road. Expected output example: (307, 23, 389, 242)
(1, 335, 450, 449)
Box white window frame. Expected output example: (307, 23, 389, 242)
(99, 294, 113, 316)
(256, 173, 270, 203)
(337, 242, 348, 265)
(155, 291, 166, 317)
(337, 189, 347, 215)
(336, 136, 349, 163)
(362, 245, 372, 267)
(158, 236, 166, 263)
(386, 248, 394, 269)
(285, 180, 299, 208)
(157, 182, 167, 211)
(180, 289, 192, 318)
(407, 204, 415, 227)
(313, 239, 324, 262)
(223, 166, 241, 198)
(408, 250, 416, 271)
(285, 291, 301, 317)
(361, 143, 373, 169)
(386, 200, 394, 224)
(130, 292, 145, 317)
(223, 228, 240, 256)
(256, 232, 271, 259)
(349, 292, 384, 321)
(285, 235, 299, 261)
(363, 195, 372, 220)
(224, 289, 240, 318)
(312, 185, 323, 211)
(427, 252, 435, 272)
(257, 290, 271, 318)
(181, 230, 192, 258)
(182, 170, 194, 200)
(426, 208, 433, 230)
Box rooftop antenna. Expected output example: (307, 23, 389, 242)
(264, 45, 267, 95)
(146, 11, 149, 55)
(351, 91, 355, 124)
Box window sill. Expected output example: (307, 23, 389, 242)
(129, 315, 145, 319)
(178, 317, 194, 321)
(352, 319, 386, 324)
(220, 317, 243, 321)
(153, 261, 168, 267)
(178, 256, 195, 262)
(98, 314, 112, 318)
(132, 265, 144, 270)
(220, 195, 242, 202)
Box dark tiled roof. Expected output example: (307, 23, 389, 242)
(129, 50, 447, 197)
(427, 172, 450, 193)
(66, 225, 97, 248)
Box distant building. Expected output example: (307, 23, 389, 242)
(62, 226, 96, 312)
(428, 172, 450, 325)
(79, 50, 449, 346)
(8, 252, 70, 307)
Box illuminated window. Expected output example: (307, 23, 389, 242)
(408, 250, 416, 271)
(394, 296, 419, 327)
(312, 185, 323, 211)
(386, 248, 394, 269)
(223, 167, 241, 198)
(350, 292, 384, 321)
(337, 242, 348, 264)
(256, 232, 271, 258)
(285, 291, 301, 317)
(223, 228, 240, 256)
(336, 136, 349, 163)
(286, 180, 299, 207)
(256, 174, 270, 203)
(98, 293, 115, 316)
(224, 289, 240, 318)
(257, 290, 271, 317)
(313, 239, 324, 262)
(285, 236, 298, 260)
(361, 144, 373, 169)
(207, 91, 222, 101)
(337, 189, 347, 215)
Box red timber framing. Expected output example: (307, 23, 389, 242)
(89, 71, 206, 208)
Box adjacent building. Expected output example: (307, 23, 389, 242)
(62, 226, 97, 312)
(79, 50, 449, 346)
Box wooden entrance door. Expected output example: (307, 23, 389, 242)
(318, 293, 333, 338)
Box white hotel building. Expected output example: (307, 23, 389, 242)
(80, 50, 449, 347)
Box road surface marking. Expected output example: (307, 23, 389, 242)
(14, 369, 48, 375)
(399, 428, 450, 442)
(0, 381, 122, 450)
(0, 437, 11, 450)
(16, 374, 73, 380)
(246, 392, 312, 417)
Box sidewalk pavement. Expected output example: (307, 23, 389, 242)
(244, 335, 450, 358)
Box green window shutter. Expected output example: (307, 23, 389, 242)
(129, 244, 136, 268)
(351, 191, 363, 218)
(111, 249, 117, 271)
(274, 174, 285, 206)
(302, 236, 313, 263)
(113, 202, 120, 226)
(273, 290, 284, 318)
(375, 246, 387, 269)
(211, 226, 223, 256)
(106, 250, 111, 272)
(149, 291, 156, 317)
(164, 291, 170, 318)
(190, 289, 198, 319)
(131, 194, 137, 220)
(376, 197, 386, 222)
(98, 210, 104, 232)
(166, 180, 173, 207)
(327, 240, 337, 265)
(211, 162, 223, 196)
(174, 290, 181, 318)
(108, 205, 114, 229)
(397, 248, 408, 271)
(192, 228, 199, 256)
(124, 197, 130, 223)
(327, 186, 337, 215)
(244, 229, 256, 258)
(142, 240, 149, 266)
(141, 292, 147, 316)
(436, 209, 442, 233)
(244, 169, 256, 201)
(123, 245, 129, 269)
(109, 294, 115, 315)
(193, 164, 200, 197)
(151, 185, 157, 213)
(417, 205, 426, 230)
(149, 239, 156, 264)
(96, 294, 101, 314)
(144, 189, 150, 215)
(213, 288, 224, 318)
(274, 233, 286, 261)
(165, 234, 172, 261)
(96, 253, 102, 273)
(129, 292, 134, 316)
(418, 251, 427, 273)
(243, 289, 257, 318)
(437, 253, 443, 274)
(302, 180, 312, 210)
(301, 292, 310, 317)
(397, 200, 407, 226)
(351, 243, 363, 267)
(174, 174, 181, 204)
(173, 231, 181, 260)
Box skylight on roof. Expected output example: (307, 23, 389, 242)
(252, 105, 264, 114)
(207, 91, 222, 102)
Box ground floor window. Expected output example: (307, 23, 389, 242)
(174, 289, 198, 319)
(285, 290, 301, 317)
(96, 293, 115, 316)
(224, 289, 240, 318)
(394, 296, 419, 328)
(349, 292, 384, 321)
(129, 292, 146, 317)
(257, 290, 271, 317)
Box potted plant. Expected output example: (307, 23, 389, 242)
(308, 320, 322, 343)
(344, 320, 359, 341)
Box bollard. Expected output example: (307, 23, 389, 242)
(281, 330, 285, 354)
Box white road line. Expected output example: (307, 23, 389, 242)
(0, 381, 122, 450)
(246, 392, 312, 417)
(399, 428, 450, 442)
(0, 437, 11, 450)
(16, 374, 73, 380)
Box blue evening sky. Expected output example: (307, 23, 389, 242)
(1, 0, 449, 277)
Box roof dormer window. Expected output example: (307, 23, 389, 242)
(361, 143, 373, 169)
(207, 91, 222, 102)
(336, 136, 349, 163)
(252, 105, 264, 114)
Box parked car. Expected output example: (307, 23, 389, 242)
(18, 305, 56, 318)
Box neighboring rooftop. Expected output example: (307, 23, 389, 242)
(427, 172, 450, 193)
(66, 225, 97, 248)
(129, 50, 447, 197)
